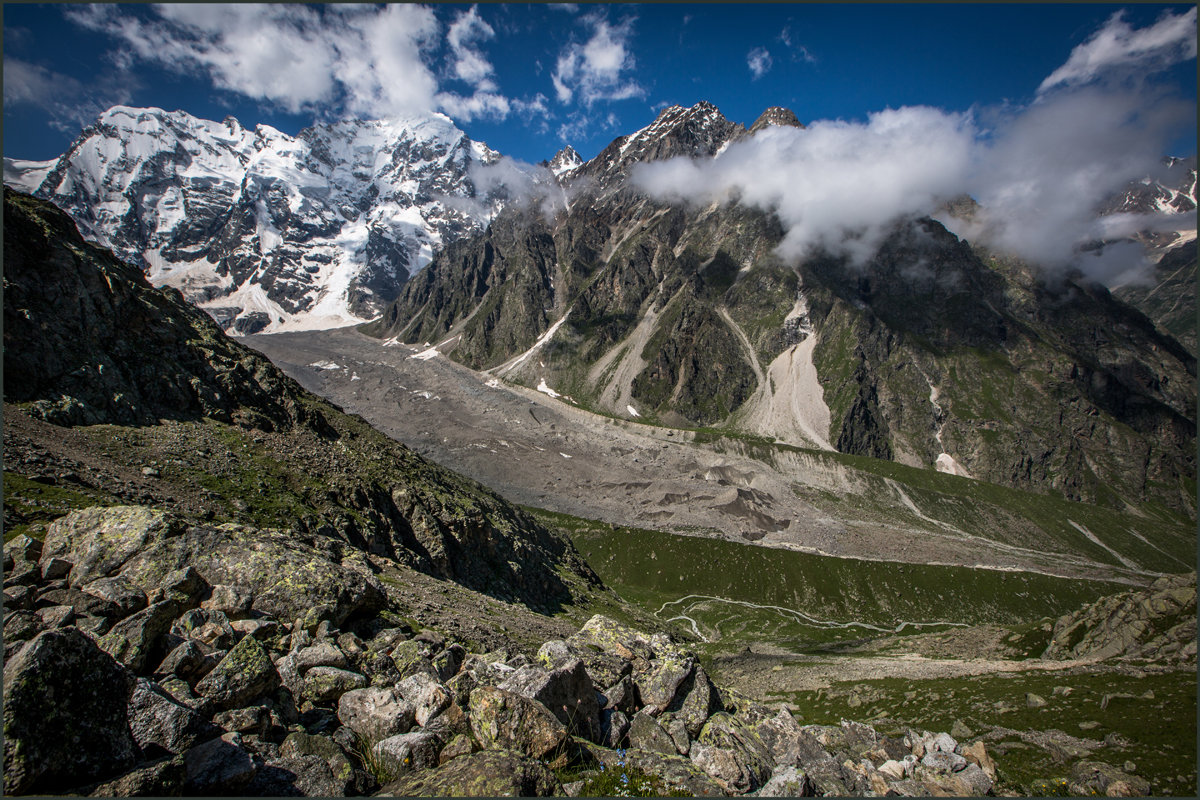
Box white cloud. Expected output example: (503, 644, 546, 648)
(1039, 7, 1197, 94)
(3, 56, 137, 132)
(747, 46, 773, 79)
(633, 106, 974, 265)
(633, 73, 1194, 281)
(63, 3, 521, 125)
(552, 14, 644, 107)
(446, 5, 497, 88)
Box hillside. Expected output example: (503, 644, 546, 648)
(367, 102, 1196, 515)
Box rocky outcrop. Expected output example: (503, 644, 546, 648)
(1043, 572, 1197, 662)
(3, 189, 602, 613)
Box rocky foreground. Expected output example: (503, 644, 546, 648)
(4, 506, 1154, 798)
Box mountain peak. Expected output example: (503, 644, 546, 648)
(749, 106, 804, 134)
(545, 145, 583, 177)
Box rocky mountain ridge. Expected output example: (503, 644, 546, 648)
(369, 101, 1197, 514)
(4, 106, 504, 335)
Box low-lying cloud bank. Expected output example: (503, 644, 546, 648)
(632, 9, 1197, 284)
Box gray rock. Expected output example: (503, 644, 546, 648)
(364, 650, 403, 687)
(752, 707, 805, 765)
(302, 666, 368, 706)
(84, 754, 186, 797)
(37, 586, 123, 619)
(955, 762, 994, 796)
(667, 663, 718, 737)
(161, 566, 208, 607)
(280, 731, 357, 793)
(498, 658, 601, 742)
(628, 710, 678, 756)
(3, 610, 38, 643)
(41, 556, 73, 581)
(230, 618, 280, 642)
(377, 749, 563, 797)
(213, 705, 273, 736)
(757, 765, 814, 797)
(922, 750, 968, 773)
(1068, 760, 1151, 797)
(337, 686, 417, 742)
(40, 506, 182, 586)
(695, 711, 774, 792)
(194, 632, 280, 711)
(98, 599, 180, 673)
(183, 731, 258, 794)
(536, 639, 573, 669)
(247, 752, 345, 797)
(295, 640, 350, 672)
(660, 713, 691, 755)
(128, 677, 221, 754)
(601, 674, 640, 715)
(202, 584, 255, 618)
(397, 672, 453, 727)
(636, 653, 696, 713)
(790, 728, 853, 796)
(82, 575, 148, 618)
(372, 730, 441, 777)
(432, 643, 464, 681)
(171, 607, 236, 650)
(34, 604, 76, 630)
(6, 534, 43, 563)
(468, 686, 569, 760)
(3, 628, 138, 794)
(3, 584, 37, 611)
(1026, 692, 1048, 708)
(601, 709, 630, 748)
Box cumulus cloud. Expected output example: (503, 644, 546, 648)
(441, 156, 568, 223)
(634, 106, 974, 265)
(552, 14, 644, 107)
(631, 12, 1197, 283)
(63, 3, 519, 124)
(747, 47, 773, 79)
(1039, 7, 1197, 94)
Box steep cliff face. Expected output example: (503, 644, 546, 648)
(3, 188, 600, 610)
(369, 103, 1196, 514)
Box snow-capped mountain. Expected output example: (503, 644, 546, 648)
(4, 106, 504, 334)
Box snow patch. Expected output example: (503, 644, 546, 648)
(627, 405, 641, 418)
(410, 347, 440, 361)
(536, 379, 561, 399)
(309, 360, 342, 371)
(934, 453, 972, 478)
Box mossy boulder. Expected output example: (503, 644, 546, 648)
(3, 628, 138, 794)
(194, 634, 280, 711)
(467, 686, 569, 760)
(375, 748, 563, 797)
(98, 599, 182, 673)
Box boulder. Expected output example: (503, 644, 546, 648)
(128, 678, 221, 754)
(3, 628, 139, 794)
(601, 674, 640, 715)
(5, 534, 43, 563)
(438, 733, 475, 764)
(666, 663, 718, 736)
(585, 744, 727, 797)
(194, 632, 280, 711)
(960, 740, 996, 780)
(98, 599, 180, 673)
(432, 644, 464, 681)
(628, 710, 678, 756)
(82, 575, 148, 618)
(37, 587, 123, 620)
(372, 730, 441, 777)
(389, 639, 437, 680)
(182, 731, 258, 794)
(280, 730, 357, 792)
(212, 705, 273, 736)
(570, 615, 657, 669)
(468, 686, 569, 761)
(1068, 761, 1152, 797)
(40, 557, 73, 581)
(171, 608, 236, 650)
(636, 653, 695, 713)
(40, 506, 182, 586)
(3, 610, 38, 644)
(84, 754, 187, 797)
(337, 686, 417, 742)
(601, 709, 631, 749)
(758, 765, 814, 797)
(790, 728, 853, 796)
(303, 666, 369, 706)
(295, 640, 350, 672)
(497, 658, 601, 742)
(694, 711, 774, 793)
(376, 748, 563, 797)
(161, 566, 208, 607)
(246, 753, 345, 797)
(202, 584, 254, 619)
(955, 762, 994, 796)
(397, 672, 453, 727)
(34, 604, 76, 630)
(753, 707, 805, 765)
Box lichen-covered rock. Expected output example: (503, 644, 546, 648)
(695, 711, 774, 792)
(97, 599, 180, 673)
(3, 628, 138, 794)
(246, 753, 346, 797)
(183, 731, 258, 794)
(467, 686, 569, 760)
(82, 575, 148, 619)
(758, 765, 814, 797)
(389, 639, 438, 680)
(338, 686, 417, 742)
(628, 709, 678, 756)
(636, 652, 696, 713)
(1068, 760, 1152, 797)
(432, 644, 464, 681)
(303, 666, 368, 706)
(497, 658, 601, 742)
(84, 754, 187, 797)
(397, 672, 453, 727)
(750, 707, 804, 765)
(372, 730, 441, 777)
(128, 678, 221, 755)
(34, 604, 76, 630)
(601, 709, 631, 749)
(667, 663, 719, 737)
(194, 632, 280, 711)
(585, 743, 727, 797)
(280, 730, 357, 793)
(569, 615, 657, 669)
(40, 506, 183, 587)
(161, 566, 208, 607)
(295, 641, 350, 673)
(376, 748, 563, 797)
(171, 607, 236, 650)
(202, 584, 255, 619)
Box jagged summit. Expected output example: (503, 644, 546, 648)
(544, 145, 583, 178)
(749, 106, 804, 134)
(3, 105, 503, 336)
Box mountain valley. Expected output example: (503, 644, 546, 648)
(4, 97, 1197, 798)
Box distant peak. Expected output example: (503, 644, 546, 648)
(546, 145, 583, 177)
(749, 106, 804, 134)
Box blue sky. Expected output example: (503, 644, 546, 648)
(4, 3, 1196, 165)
